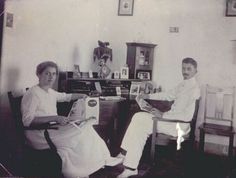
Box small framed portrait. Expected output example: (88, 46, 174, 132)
(116, 87, 121, 96)
(120, 67, 129, 79)
(137, 71, 151, 80)
(130, 83, 140, 96)
(118, 0, 134, 16)
(114, 71, 120, 79)
(226, 0, 236, 16)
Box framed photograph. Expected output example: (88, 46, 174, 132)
(114, 71, 120, 79)
(226, 0, 236, 16)
(137, 70, 151, 80)
(118, 0, 134, 16)
(116, 87, 121, 96)
(120, 67, 129, 79)
(130, 83, 140, 96)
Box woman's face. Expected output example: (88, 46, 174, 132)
(38, 67, 57, 87)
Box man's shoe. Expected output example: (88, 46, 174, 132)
(105, 157, 123, 166)
(117, 168, 138, 178)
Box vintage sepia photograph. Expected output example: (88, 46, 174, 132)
(1, 1, 236, 178)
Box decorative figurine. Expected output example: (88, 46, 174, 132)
(93, 40, 112, 78)
(73, 64, 81, 78)
(98, 57, 111, 78)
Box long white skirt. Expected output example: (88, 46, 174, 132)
(25, 123, 110, 178)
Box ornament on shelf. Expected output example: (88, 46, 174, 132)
(93, 40, 112, 78)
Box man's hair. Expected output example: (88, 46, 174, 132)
(182, 57, 197, 68)
(36, 61, 58, 75)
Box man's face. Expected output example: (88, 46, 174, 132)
(182, 63, 197, 80)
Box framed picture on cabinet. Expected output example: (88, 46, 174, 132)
(120, 67, 129, 79)
(136, 70, 151, 80)
(226, 0, 236, 16)
(130, 83, 140, 96)
(118, 0, 134, 16)
(114, 71, 120, 79)
(116, 87, 121, 96)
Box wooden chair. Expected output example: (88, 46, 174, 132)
(7, 90, 62, 177)
(199, 84, 235, 157)
(150, 99, 200, 164)
(0, 163, 13, 177)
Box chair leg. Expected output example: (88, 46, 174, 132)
(151, 120, 157, 164)
(229, 134, 234, 158)
(199, 129, 205, 153)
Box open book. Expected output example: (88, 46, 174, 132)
(68, 97, 99, 128)
(135, 95, 154, 113)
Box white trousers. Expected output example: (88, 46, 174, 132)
(121, 112, 179, 169)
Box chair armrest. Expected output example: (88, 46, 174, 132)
(24, 122, 59, 151)
(23, 122, 59, 130)
(152, 116, 191, 123)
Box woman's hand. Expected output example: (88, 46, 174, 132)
(71, 93, 88, 100)
(57, 116, 70, 125)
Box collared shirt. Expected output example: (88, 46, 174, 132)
(148, 77, 200, 149)
(149, 77, 200, 122)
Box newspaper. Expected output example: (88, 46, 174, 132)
(68, 97, 99, 128)
(135, 95, 154, 113)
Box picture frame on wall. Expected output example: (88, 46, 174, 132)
(118, 0, 134, 16)
(226, 0, 236, 16)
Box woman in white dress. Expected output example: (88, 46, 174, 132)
(21, 61, 122, 178)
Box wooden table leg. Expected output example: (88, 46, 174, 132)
(229, 134, 234, 158)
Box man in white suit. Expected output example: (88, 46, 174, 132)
(117, 57, 200, 178)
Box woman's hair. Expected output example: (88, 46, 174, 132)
(182, 57, 197, 68)
(36, 61, 58, 75)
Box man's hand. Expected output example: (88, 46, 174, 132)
(79, 93, 88, 99)
(136, 93, 149, 101)
(150, 108, 163, 118)
(57, 116, 70, 125)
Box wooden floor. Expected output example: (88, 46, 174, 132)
(91, 145, 235, 178)
(1, 143, 235, 178)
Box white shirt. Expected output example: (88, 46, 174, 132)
(149, 77, 200, 121)
(149, 77, 200, 149)
(21, 85, 110, 177)
(21, 85, 72, 126)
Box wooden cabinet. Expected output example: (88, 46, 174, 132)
(126, 42, 157, 80)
